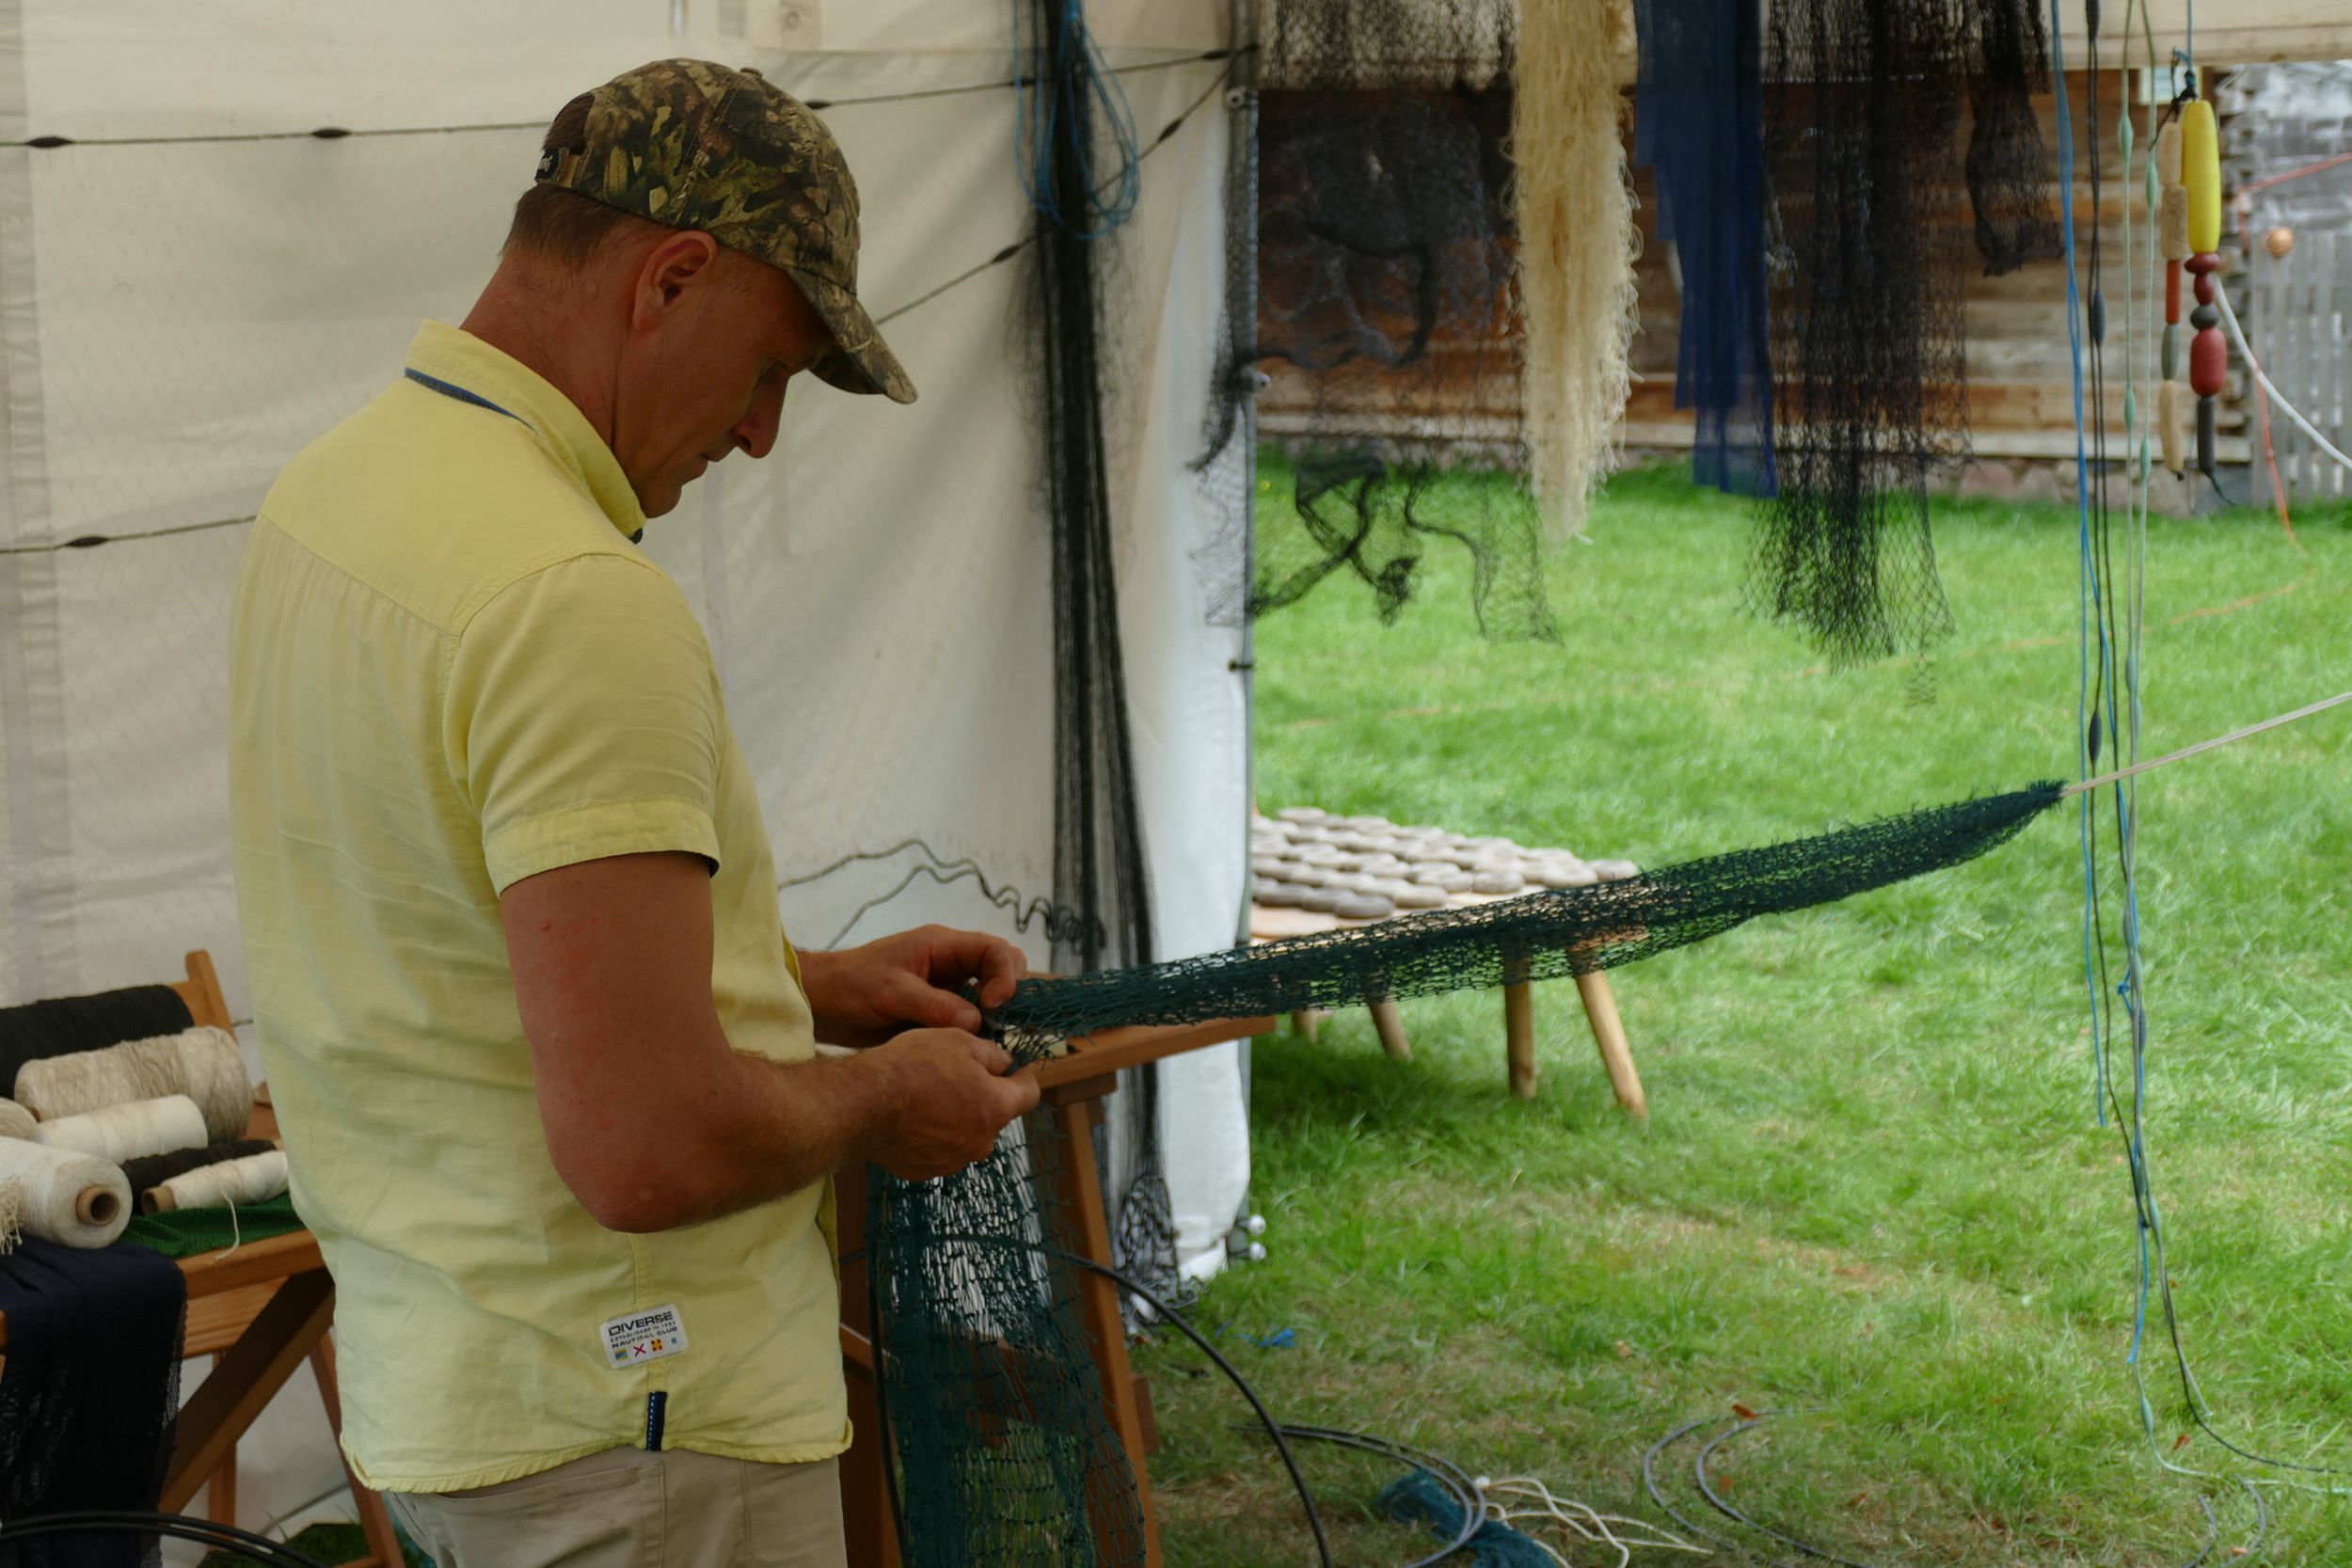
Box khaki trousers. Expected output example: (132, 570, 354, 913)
(386, 1447, 846, 1568)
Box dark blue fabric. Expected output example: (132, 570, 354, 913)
(402, 368, 522, 423)
(1634, 0, 1776, 497)
(0, 1240, 186, 1567)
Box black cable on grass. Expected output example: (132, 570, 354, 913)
(1263, 1425, 1483, 1568)
(0, 1511, 332, 1568)
(1692, 1413, 1879, 1568)
(1641, 1417, 1760, 1560)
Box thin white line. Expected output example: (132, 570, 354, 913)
(2066, 688, 2352, 796)
(2217, 280, 2352, 475)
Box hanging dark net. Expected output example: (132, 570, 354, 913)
(866, 1117, 1143, 1568)
(990, 784, 2062, 1049)
(1753, 0, 1972, 665)
(1199, 0, 1554, 640)
(1961, 0, 2064, 277)
(862, 2, 1165, 1560)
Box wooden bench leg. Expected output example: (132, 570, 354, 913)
(1574, 971, 1647, 1119)
(1288, 1008, 1319, 1042)
(1367, 998, 1411, 1062)
(310, 1331, 404, 1568)
(1503, 982, 1536, 1099)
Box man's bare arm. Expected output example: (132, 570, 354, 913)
(501, 851, 1037, 1232)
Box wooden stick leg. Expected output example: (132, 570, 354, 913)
(309, 1331, 401, 1568)
(1574, 971, 1647, 1119)
(1503, 983, 1536, 1099)
(1042, 1091, 1163, 1568)
(1367, 998, 1411, 1062)
(1289, 1008, 1319, 1042)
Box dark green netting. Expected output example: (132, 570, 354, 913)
(989, 784, 2063, 1051)
(119, 1196, 302, 1260)
(868, 1120, 1143, 1567)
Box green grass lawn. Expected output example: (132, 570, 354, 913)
(1137, 464, 2352, 1565)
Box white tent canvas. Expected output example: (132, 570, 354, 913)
(1, 0, 1248, 1538)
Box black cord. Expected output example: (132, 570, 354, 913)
(0, 1510, 334, 1567)
(1640, 1417, 1766, 1561)
(16, 49, 1250, 149)
(0, 514, 255, 558)
(1692, 1414, 1880, 1568)
(1259, 1424, 1483, 1568)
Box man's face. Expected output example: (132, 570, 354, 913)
(616, 243, 833, 518)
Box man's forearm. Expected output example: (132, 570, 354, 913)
(577, 1046, 898, 1232)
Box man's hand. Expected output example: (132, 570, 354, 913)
(800, 925, 1028, 1048)
(864, 1028, 1041, 1180)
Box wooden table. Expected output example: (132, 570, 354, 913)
(836, 1015, 1275, 1568)
(1250, 899, 1647, 1117)
(0, 950, 401, 1564)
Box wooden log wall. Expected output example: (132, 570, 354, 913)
(1259, 69, 2252, 468)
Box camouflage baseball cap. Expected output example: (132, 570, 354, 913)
(535, 58, 914, 404)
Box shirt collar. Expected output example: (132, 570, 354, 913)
(403, 321, 649, 544)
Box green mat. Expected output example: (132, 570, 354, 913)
(120, 1194, 303, 1259)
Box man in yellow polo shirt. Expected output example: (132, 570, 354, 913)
(229, 60, 1037, 1567)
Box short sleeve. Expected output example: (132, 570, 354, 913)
(445, 553, 723, 895)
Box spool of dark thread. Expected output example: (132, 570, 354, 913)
(119, 1138, 277, 1197)
(0, 985, 192, 1097)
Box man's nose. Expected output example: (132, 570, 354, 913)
(732, 379, 787, 460)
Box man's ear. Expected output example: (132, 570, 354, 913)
(631, 230, 723, 330)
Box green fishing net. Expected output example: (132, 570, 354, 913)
(867, 784, 2061, 1563)
(868, 1124, 1143, 1567)
(989, 783, 2063, 1053)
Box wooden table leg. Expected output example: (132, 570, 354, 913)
(207, 1353, 237, 1527)
(1289, 1008, 1319, 1042)
(1574, 971, 1647, 1119)
(1367, 998, 1412, 1062)
(1503, 981, 1537, 1099)
(1041, 1089, 1163, 1568)
(163, 1271, 336, 1513)
(310, 1331, 402, 1568)
(834, 1161, 899, 1568)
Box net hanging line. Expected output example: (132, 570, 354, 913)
(2061, 1, 2352, 1531)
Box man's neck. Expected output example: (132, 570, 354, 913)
(459, 265, 621, 446)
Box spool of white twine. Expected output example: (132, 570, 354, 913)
(0, 1097, 34, 1141)
(0, 1138, 133, 1249)
(32, 1093, 206, 1163)
(142, 1148, 290, 1214)
(14, 1024, 250, 1143)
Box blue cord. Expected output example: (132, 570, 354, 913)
(1013, 0, 1142, 239)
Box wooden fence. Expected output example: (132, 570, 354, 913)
(2236, 230, 2352, 502)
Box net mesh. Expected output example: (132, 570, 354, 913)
(991, 784, 2062, 1049)
(1203, 0, 1555, 640)
(867, 1124, 1142, 1568)
(1961, 0, 2064, 278)
(1752, 0, 1973, 664)
(864, 4, 1165, 1558)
